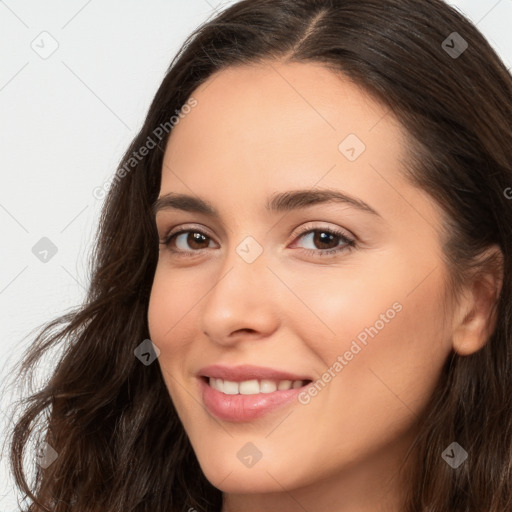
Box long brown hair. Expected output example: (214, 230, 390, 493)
(3, 0, 512, 510)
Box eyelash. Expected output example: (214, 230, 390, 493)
(159, 224, 356, 258)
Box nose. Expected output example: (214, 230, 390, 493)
(200, 244, 282, 346)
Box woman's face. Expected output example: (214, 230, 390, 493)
(148, 61, 455, 503)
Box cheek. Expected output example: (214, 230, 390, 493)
(282, 257, 452, 425)
(147, 264, 202, 346)
(269, 256, 420, 355)
(147, 265, 204, 395)
(312, 267, 452, 436)
(147, 264, 208, 427)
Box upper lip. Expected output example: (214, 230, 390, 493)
(198, 364, 312, 382)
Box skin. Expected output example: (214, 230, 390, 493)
(147, 61, 501, 512)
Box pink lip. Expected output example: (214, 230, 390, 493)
(199, 377, 309, 422)
(198, 364, 311, 382)
(197, 364, 313, 422)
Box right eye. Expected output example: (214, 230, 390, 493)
(160, 228, 217, 254)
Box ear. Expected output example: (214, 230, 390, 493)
(452, 245, 504, 356)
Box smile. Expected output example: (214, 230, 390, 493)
(208, 377, 309, 395)
(199, 375, 313, 422)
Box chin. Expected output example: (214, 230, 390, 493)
(197, 451, 310, 494)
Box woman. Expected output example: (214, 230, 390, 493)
(5, 0, 512, 510)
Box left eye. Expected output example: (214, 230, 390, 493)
(160, 226, 356, 256)
(292, 228, 355, 254)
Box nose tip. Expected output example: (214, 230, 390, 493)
(199, 256, 281, 346)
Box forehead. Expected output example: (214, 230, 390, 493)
(161, 62, 414, 214)
(168, 61, 403, 153)
(162, 61, 408, 189)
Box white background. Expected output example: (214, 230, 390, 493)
(1, 0, 511, 509)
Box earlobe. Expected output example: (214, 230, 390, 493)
(451, 245, 504, 356)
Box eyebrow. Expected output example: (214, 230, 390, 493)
(152, 189, 382, 218)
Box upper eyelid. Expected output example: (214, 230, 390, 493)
(292, 222, 354, 239)
(163, 223, 216, 240)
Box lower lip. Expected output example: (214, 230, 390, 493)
(199, 378, 308, 422)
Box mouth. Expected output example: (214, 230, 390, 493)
(200, 375, 312, 395)
(197, 365, 314, 422)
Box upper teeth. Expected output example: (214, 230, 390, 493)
(209, 378, 306, 395)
